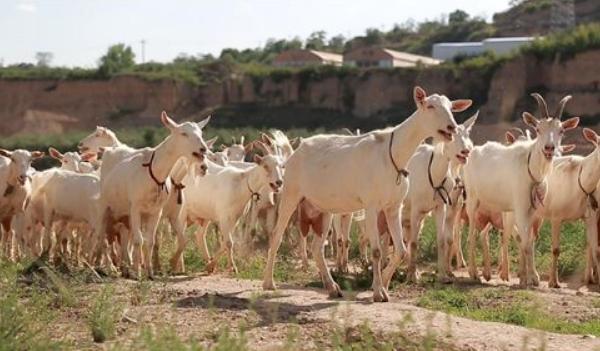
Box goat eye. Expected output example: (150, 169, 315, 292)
(181, 132, 188, 137)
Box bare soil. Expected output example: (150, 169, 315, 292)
(51, 266, 600, 351)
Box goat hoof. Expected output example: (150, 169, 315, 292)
(438, 275, 453, 284)
(262, 280, 276, 291)
(548, 280, 561, 289)
(499, 272, 509, 282)
(206, 261, 217, 274)
(483, 271, 492, 282)
(121, 268, 131, 279)
(328, 284, 343, 298)
(373, 288, 389, 303)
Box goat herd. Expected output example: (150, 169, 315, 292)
(1, 86, 600, 303)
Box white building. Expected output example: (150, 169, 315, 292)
(432, 37, 536, 61)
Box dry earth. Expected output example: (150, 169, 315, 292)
(52, 267, 600, 351)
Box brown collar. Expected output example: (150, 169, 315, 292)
(142, 151, 167, 193)
(171, 179, 185, 205)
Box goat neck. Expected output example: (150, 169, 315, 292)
(389, 111, 429, 174)
(146, 135, 185, 184)
(580, 150, 600, 194)
(528, 140, 553, 183)
(430, 143, 451, 187)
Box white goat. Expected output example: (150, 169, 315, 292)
(263, 86, 470, 301)
(463, 94, 579, 287)
(500, 128, 600, 288)
(402, 112, 478, 282)
(220, 136, 252, 162)
(0, 149, 43, 260)
(171, 152, 284, 274)
(94, 112, 210, 278)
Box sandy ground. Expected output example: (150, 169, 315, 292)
(160, 274, 600, 351)
(47, 268, 599, 351)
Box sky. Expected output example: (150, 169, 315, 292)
(1, 0, 511, 67)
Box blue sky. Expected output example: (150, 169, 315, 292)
(1, 0, 511, 67)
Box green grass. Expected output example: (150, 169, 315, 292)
(522, 23, 600, 61)
(417, 286, 600, 337)
(0, 260, 62, 350)
(87, 285, 123, 343)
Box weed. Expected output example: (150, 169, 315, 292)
(87, 285, 122, 343)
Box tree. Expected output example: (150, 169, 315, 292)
(35, 52, 53, 67)
(327, 35, 346, 52)
(98, 44, 135, 77)
(305, 31, 327, 50)
(364, 28, 385, 45)
(448, 9, 469, 24)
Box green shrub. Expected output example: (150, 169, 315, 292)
(87, 285, 122, 343)
(522, 23, 600, 61)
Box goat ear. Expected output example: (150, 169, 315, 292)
(197, 115, 211, 129)
(341, 127, 353, 136)
(161, 111, 178, 131)
(219, 144, 227, 151)
(561, 144, 576, 153)
(561, 116, 580, 131)
(355, 128, 361, 135)
(583, 128, 599, 146)
(505, 131, 516, 145)
(205, 136, 218, 149)
(81, 152, 97, 162)
(255, 141, 272, 155)
(253, 154, 263, 165)
(463, 110, 479, 131)
(413, 86, 427, 107)
(451, 99, 472, 113)
(240, 135, 245, 145)
(0, 149, 11, 158)
(48, 147, 63, 160)
(31, 151, 44, 159)
(291, 137, 301, 149)
(261, 133, 273, 146)
(522, 112, 539, 128)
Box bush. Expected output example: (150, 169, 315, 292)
(521, 23, 600, 61)
(87, 286, 122, 343)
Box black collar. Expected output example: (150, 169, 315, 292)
(142, 151, 167, 193)
(388, 130, 409, 185)
(427, 151, 451, 205)
(577, 164, 598, 210)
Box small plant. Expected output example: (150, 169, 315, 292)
(87, 285, 122, 343)
(130, 279, 152, 306)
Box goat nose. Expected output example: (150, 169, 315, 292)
(200, 147, 207, 154)
(544, 145, 555, 151)
(461, 149, 470, 156)
(447, 125, 456, 133)
(201, 164, 208, 171)
(275, 180, 283, 187)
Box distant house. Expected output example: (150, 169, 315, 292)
(343, 47, 441, 68)
(272, 49, 343, 68)
(432, 37, 536, 61)
(432, 42, 485, 61)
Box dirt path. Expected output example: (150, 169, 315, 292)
(164, 274, 600, 351)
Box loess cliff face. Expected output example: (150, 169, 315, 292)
(0, 50, 599, 136)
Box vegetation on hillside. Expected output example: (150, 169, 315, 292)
(522, 22, 600, 60)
